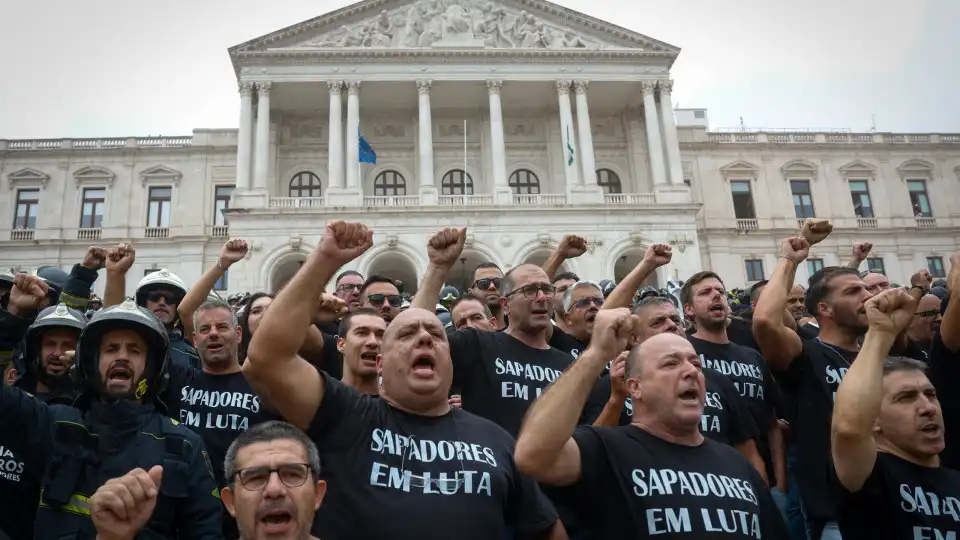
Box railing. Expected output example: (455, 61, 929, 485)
(362, 196, 420, 207)
(857, 217, 878, 229)
(77, 228, 102, 240)
(707, 132, 960, 145)
(269, 197, 325, 209)
(438, 195, 494, 205)
(915, 217, 937, 229)
(3, 136, 193, 151)
(144, 227, 170, 238)
(514, 194, 567, 205)
(605, 193, 656, 205)
(10, 229, 34, 241)
(736, 219, 759, 232)
(212, 225, 229, 238)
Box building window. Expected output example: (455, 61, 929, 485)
(144, 268, 160, 277)
(214, 186, 234, 227)
(907, 180, 932, 217)
(508, 169, 540, 194)
(80, 188, 106, 229)
(214, 270, 228, 291)
(440, 169, 473, 195)
(288, 172, 322, 198)
(147, 187, 172, 228)
(596, 169, 622, 194)
(374, 170, 406, 196)
(928, 257, 946, 278)
(13, 189, 40, 229)
(866, 258, 886, 275)
(745, 259, 765, 282)
(730, 181, 756, 219)
(849, 181, 874, 218)
(790, 180, 815, 219)
(807, 258, 824, 276)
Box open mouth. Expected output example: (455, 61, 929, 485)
(46, 360, 68, 374)
(678, 389, 700, 403)
(360, 351, 378, 364)
(206, 343, 223, 352)
(412, 355, 436, 377)
(107, 365, 133, 384)
(585, 310, 598, 322)
(260, 509, 293, 531)
(530, 308, 549, 317)
(921, 423, 941, 435)
(708, 303, 725, 315)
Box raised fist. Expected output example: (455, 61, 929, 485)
(91, 466, 163, 540)
(801, 219, 833, 246)
(427, 227, 467, 268)
(780, 236, 811, 264)
(865, 288, 918, 335)
(219, 238, 249, 267)
(448, 394, 463, 408)
(106, 243, 136, 274)
(9, 274, 50, 316)
(851, 242, 873, 263)
(591, 308, 635, 359)
(557, 235, 588, 259)
(318, 221, 373, 265)
(315, 293, 348, 324)
(82, 246, 107, 271)
(910, 269, 933, 292)
(643, 243, 672, 267)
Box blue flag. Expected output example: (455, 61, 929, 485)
(359, 133, 377, 164)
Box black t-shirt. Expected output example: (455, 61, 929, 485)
(688, 336, 781, 481)
(927, 331, 960, 468)
(548, 325, 587, 360)
(170, 369, 280, 487)
(838, 452, 960, 539)
(567, 425, 788, 538)
(777, 338, 858, 523)
(307, 375, 558, 539)
(448, 329, 574, 437)
(726, 316, 761, 352)
(798, 322, 820, 340)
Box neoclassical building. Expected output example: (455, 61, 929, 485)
(2, 0, 959, 297)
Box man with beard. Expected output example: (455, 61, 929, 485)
(469, 262, 507, 330)
(514, 311, 788, 538)
(336, 307, 385, 395)
(0, 298, 221, 539)
(753, 222, 882, 540)
(358, 275, 402, 323)
(831, 287, 960, 539)
(906, 294, 942, 358)
(242, 220, 563, 540)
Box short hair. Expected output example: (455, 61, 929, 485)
(473, 262, 502, 277)
(337, 307, 383, 337)
(193, 298, 238, 330)
(552, 271, 580, 285)
(223, 421, 320, 486)
(450, 296, 492, 318)
(749, 280, 770, 303)
(336, 270, 363, 286)
(805, 266, 860, 318)
(883, 356, 928, 376)
(562, 281, 603, 312)
(631, 295, 674, 316)
(359, 275, 398, 298)
(679, 271, 724, 307)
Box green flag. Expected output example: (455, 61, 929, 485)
(566, 125, 575, 166)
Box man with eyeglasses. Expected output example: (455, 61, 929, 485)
(359, 275, 403, 323)
(242, 221, 563, 539)
(907, 294, 942, 359)
(318, 270, 365, 336)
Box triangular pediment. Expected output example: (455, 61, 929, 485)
(140, 165, 182, 185)
(74, 165, 116, 185)
(719, 160, 759, 178)
(230, 0, 678, 55)
(838, 159, 875, 174)
(7, 167, 50, 189)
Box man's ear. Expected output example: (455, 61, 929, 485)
(315, 480, 327, 510)
(221, 486, 237, 517)
(337, 337, 346, 354)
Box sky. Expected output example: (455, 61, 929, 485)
(1, 0, 957, 139)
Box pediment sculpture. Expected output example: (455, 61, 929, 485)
(301, 0, 603, 50)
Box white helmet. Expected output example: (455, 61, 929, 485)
(135, 268, 188, 306)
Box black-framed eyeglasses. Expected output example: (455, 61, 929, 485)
(473, 278, 502, 291)
(337, 283, 361, 293)
(234, 463, 312, 491)
(915, 309, 940, 318)
(146, 291, 183, 305)
(505, 284, 556, 299)
(366, 294, 403, 308)
(572, 297, 604, 310)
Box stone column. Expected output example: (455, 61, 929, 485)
(556, 80, 581, 188)
(573, 81, 598, 187)
(658, 80, 684, 186)
(234, 82, 254, 192)
(417, 79, 438, 204)
(327, 81, 344, 192)
(253, 82, 272, 200)
(345, 81, 361, 190)
(641, 81, 667, 187)
(487, 79, 512, 204)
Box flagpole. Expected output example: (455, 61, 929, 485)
(463, 120, 467, 179)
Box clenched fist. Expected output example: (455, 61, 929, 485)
(315, 293, 348, 324)
(556, 234, 588, 259)
(801, 219, 833, 246)
(9, 274, 50, 316)
(219, 238, 249, 267)
(106, 243, 136, 274)
(865, 288, 918, 336)
(780, 236, 811, 264)
(910, 269, 933, 292)
(609, 351, 629, 402)
(643, 243, 672, 267)
(82, 246, 107, 271)
(91, 466, 163, 540)
(318, 221, 373, 265)
(427, 227, 467, 268)
(591, 308, 636, 360)
(851, 242, 873, 263)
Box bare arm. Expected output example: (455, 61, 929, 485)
(602, 244, 671, 310)
(769, 420, 787, 492)
(177, 239, 249, 342)
(412, 227, 466, 311)
(753, 240, 806, 372)
(846, 242, 872, 270)
(593, 352, 628, 427)
(734, 439, 768, 485)
(940, 254, 960, 352)
(104, 243, 136, 307)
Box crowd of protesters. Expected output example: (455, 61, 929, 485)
(0, 217, 957, 540)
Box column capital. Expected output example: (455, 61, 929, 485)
(640, 81, 657, 95)
(238, 82, 254, 96)
(416, 79, 432, 95)
(486, 79, 503, 94)
(658, 79, 674, 94)
(327, 80, 344, 95)
(555, 80, 572, 95)
(346, 81, 361, 94)
(255, 81, 272, 96)
(573, 80, 590, 94)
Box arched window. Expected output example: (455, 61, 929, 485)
(288, 172, 322, 197)
(508, 169, 540, 194)
(374, 170, 406, 196)
(596, 169, 622, 194)
(441, 169, 474, 195)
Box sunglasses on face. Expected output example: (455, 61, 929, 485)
(146, 291, 183, 305)
(234, 463, 312, 491)
(506, 284, 556, 299)
(473, 278, 503, 291)
(366, 294, 403, 308)
(337, 283, 361, 293)
(572, 297, 604, 310)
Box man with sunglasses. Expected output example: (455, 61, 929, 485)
(129, 263, 201, 370)
(359, 275, 403, 323)
(550, 272, 580, 335)
(470, 262, 508, 331)
(907, 294, 942, 360)
(548, 281, 604, 360)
